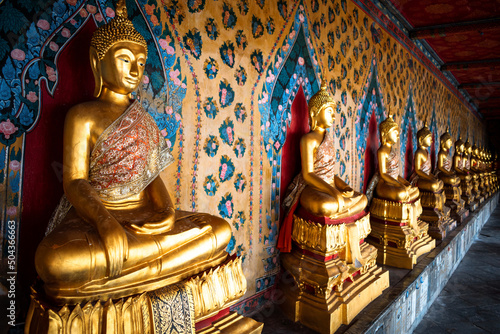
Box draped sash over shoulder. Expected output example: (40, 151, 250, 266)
(89, 100, 174, 201)
(46, 100, 174, 234)
(281, 131, 335, 218)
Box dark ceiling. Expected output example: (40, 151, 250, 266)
(384, 0, 500, 120)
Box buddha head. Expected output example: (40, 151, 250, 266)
(417, 122, 432, 148)
(465, 139, 472, 155)
(379, 113, 399, 145)
(308, 82, 336, 131)
(472, 144, 479, 158)
(455, 137, 464, 154)
(90, 0, 148, 98)
(440, 129, 452, 151)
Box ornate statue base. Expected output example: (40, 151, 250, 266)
(419, 190, 457, 240)
(366, 198, 435, 269)
(472, 173, 485, 206)
(442, 184, 469, 224)
(279, 208, 389, 334)
(25, 256, 263, 334)
(482, 174, 492, 198)
(459, 176, 478, 212)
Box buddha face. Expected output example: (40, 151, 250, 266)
(316, 104, 335, 129)
(100, 41, 147, 95)
(420, 133, 432, 148)
(386, 126, 399, 145)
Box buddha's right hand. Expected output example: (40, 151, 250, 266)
(97, 216, 129, 277)
(129, 207, 175, 235)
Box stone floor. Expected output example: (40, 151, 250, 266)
(413, 206, 500, 334)
(257, 205, 500, 334)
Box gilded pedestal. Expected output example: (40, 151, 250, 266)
(25, 257, 263, 334)
(279, 210, 389, 334)
(459, 174, 478, 212)
(367, 198, 435, 269)
(442, 183, 469, 224)
(419, 190, 457, 240)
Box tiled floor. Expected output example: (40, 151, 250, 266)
(413, 207, 500, 334)
(258, 206, 500, 334)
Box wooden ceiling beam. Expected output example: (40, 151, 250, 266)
(441, 59, 500, 71)
(458, 82, 500, 89)
(409, 17, 500, 40)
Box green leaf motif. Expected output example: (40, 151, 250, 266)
(0, 3, 29, 34)
(0, 38, 8, 63)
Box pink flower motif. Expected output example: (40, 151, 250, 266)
(11, 49, 25, 61)
(221, 89, 227, 105)
(61, 28, 71, 38)
(181, 83, 187, 89)
(0, 119, 19, 139)
(221, 163, 227, 180)
(166, 45, 175, 55)
(212, 143, 216, 149)
(227, 127, 233, 143)
(175, 113, 181, 121)
(66, 0, 77, 6)
(95, 13, 103, 22)
(9, 160, 21, 171)
(207, 183, 211, 190)
(26, 91, 38, 103)
(37, 19, 50, 31)
(159, 39, 169, 50)
(174, 78, 181, 86)
(49, 41, 59, 52)
(165, 106, 173, 115)
(142, 75, 149, 84)
(225, 201, 232, 216)
(166, 139, 172, 148)
(70, 19, 77, 25)
(86, 4, 97, 14)
(160, 129, 167, 136)
(45, 65, 57, 82)
(6, 206, 17, 216)
(106, 7, 115, 18)
(274, 141, 280, 150)
(80, 9, 88, 17)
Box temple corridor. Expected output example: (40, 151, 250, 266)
(256, 201, 500, 334)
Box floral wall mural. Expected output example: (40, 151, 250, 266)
(0, 0, 486, 316)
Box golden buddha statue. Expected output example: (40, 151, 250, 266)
(454, 137, 477, 211)
(27, 2, 261, 333)
(278, 83, 388, 334)
(410, 123, 455, 239)
(372, 115, 420, 202)
(436, 130, 468, 223)
(411, 123, 443, 193)
(436, 130, 460, 186)
(465, 139, 484, 204)
(366, 114, 434, 269)
(471, 144, 488, 199)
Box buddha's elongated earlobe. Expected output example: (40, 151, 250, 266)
(90, 48, 102, 98)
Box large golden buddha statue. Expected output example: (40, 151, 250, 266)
(366, 114, 435, 269)
(27, 2, 261, 333)
(278, 83, 388, 334)
(410, 123, 455, 239)
(436, 130, 468, 223)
